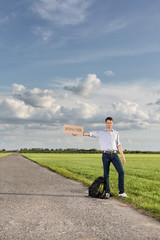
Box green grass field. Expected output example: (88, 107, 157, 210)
(0, 152, 11, 158)
(22, 153, 160, 220)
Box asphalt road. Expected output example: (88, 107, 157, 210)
(0, 153, 160, 240)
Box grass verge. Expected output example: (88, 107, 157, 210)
(22, 153, 160, 221)
(0, 152, 12, 158)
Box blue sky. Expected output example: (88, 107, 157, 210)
(0, 0, 160, 150)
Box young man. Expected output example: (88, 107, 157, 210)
(73, 117, 128, 199)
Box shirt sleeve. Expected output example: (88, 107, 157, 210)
(116, 132, 121, 147)
(89, 131, 100, 138)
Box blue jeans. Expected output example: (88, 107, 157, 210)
(102, 153, 124, 194)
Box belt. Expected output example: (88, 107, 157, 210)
(103, 150, 117, 154)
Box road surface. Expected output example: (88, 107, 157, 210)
(0, 153, 160, 240)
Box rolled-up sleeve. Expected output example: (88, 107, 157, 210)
(116, 132, 121, 147)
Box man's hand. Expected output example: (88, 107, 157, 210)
(72, 133, 77, 136)
(122, 156, 126, 165)
(118, 145, 126, 165)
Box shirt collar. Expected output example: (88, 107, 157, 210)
(105, 129, 113, 132)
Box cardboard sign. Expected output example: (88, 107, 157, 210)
(64, 124, 84, 136)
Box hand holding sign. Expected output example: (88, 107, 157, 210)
(64, 124, 84, 136)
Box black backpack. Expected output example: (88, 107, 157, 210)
(88, 177, 106, 198)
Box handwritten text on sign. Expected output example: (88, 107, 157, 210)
(64, 124, 84, 136)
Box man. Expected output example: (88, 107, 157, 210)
(73, 117, 128, 199)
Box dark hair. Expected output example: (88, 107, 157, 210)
(105, 117, 113, 122)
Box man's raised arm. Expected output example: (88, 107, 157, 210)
(72, 132, 90, 136)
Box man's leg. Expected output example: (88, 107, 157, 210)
(112, 154, 124, 194)
(102, 153, 111, 193)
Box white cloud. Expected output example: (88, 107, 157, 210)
(12, 83, 26, 92)
(0, 87, 100, 127)
(112, 100, 148, 122)
(0, 99, 60, 125)
(1, 81, 158, 132)
(58, 92, 69, 99)
(1, 80, 160, 150)
(110, 99, 151, 130)
(32, 0, 91, 25)
(148, 103, 160, 123)
(60, 100, 100, 120)
(0, 98, 32, 120)
(115, 121, 150, 131)
(14, 88, 57, 108)
(64, 74, 101, 97)
(104, 70, 115, 77)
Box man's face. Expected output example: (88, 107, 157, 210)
(106, 120, 113, 130)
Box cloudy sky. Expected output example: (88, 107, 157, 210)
(0, 0, 160, 151)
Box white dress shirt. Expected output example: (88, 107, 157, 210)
(89, 129, 121, 151)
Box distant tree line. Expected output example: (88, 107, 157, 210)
(1, 148, 160, 154)
(0, 149, 6, 152)
(18, 148, 102, 153)
(18, 148, 160, 154)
